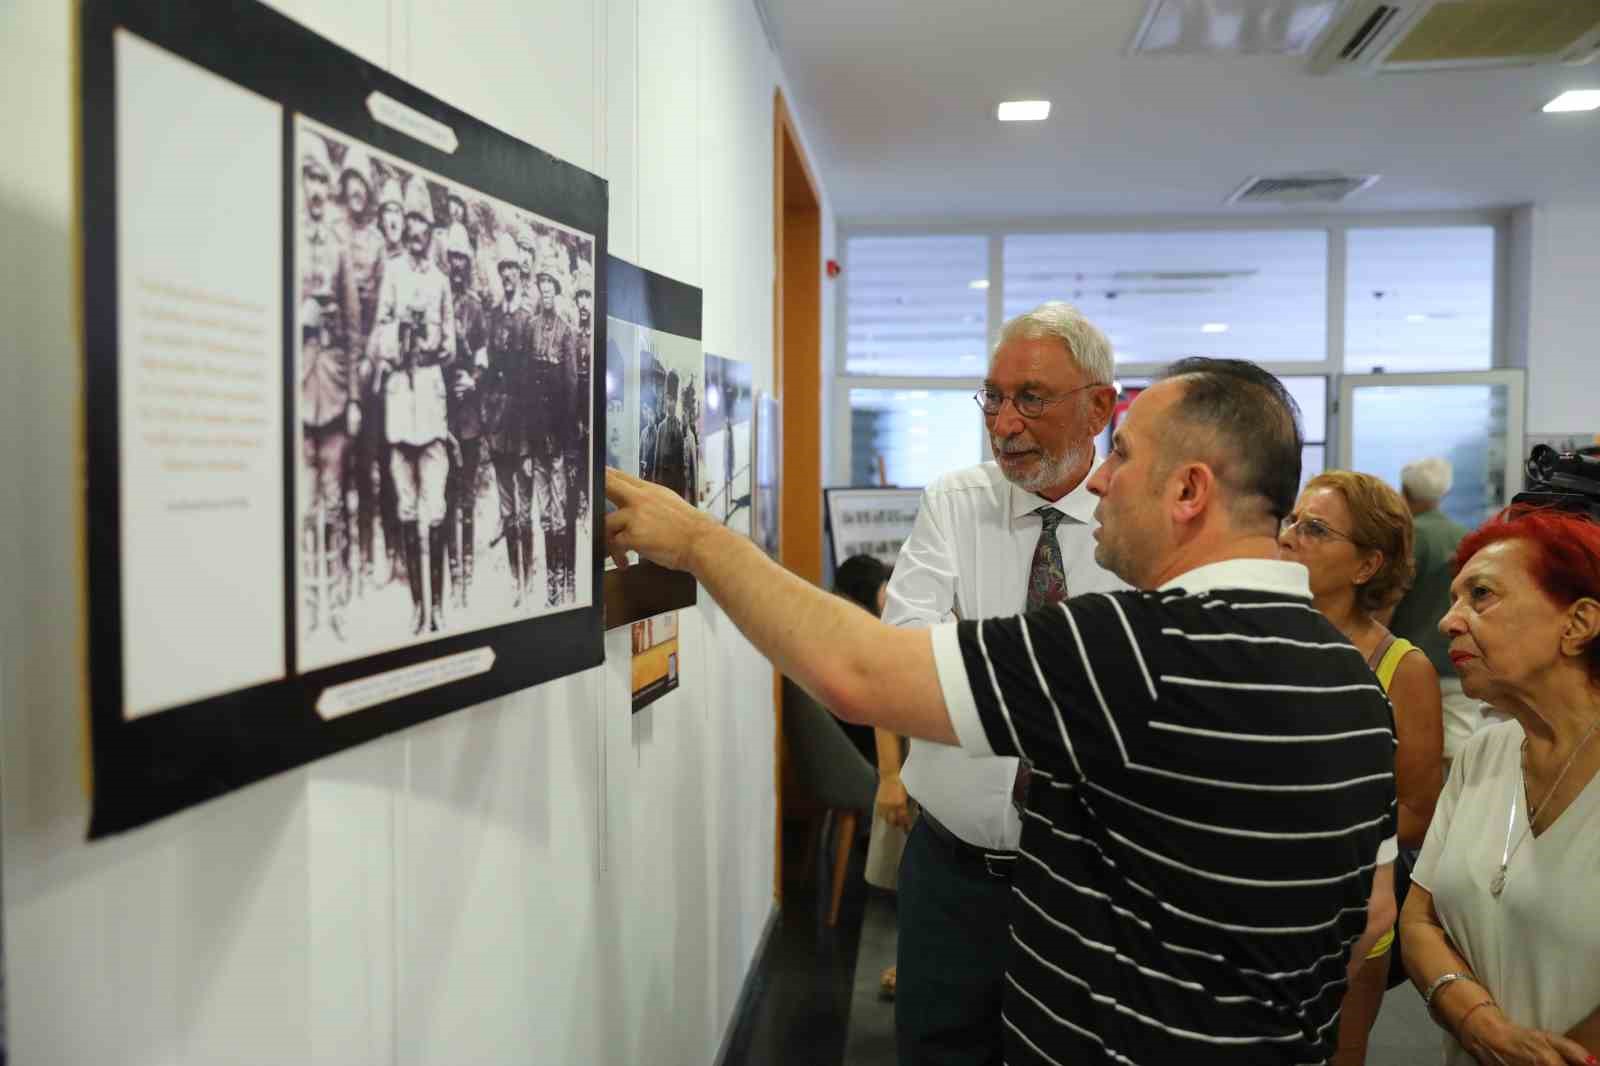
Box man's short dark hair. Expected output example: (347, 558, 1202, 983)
(1156, 357, 1303, 521)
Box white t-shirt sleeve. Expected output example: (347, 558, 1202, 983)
(930, 622, 993, 757)
(1376, 835, 1399, 865)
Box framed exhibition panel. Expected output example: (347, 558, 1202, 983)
(753, 392, 781, 558)
(822, 487, 922, 569)
(702, 353, 753, 535)
(81, 0, 607, 836)
(602, 256, 701, 629)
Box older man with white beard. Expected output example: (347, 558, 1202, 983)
(880, 302, 1125, 1066)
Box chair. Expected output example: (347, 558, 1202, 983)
(781, 678, 876, 926)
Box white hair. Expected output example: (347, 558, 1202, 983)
(1401, 457, 1453, 503)
(993, 301, 1114, 385)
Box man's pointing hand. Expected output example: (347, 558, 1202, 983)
(604, 467, 718, 573)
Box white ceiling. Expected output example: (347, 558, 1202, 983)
(769, 0, 1600, 221)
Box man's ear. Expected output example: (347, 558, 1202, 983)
(1171, 462, 1215, 524)
(1086, 385, 1117, 436)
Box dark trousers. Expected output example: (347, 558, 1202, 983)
(896, 817, 1012, 1066)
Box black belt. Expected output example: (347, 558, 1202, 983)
(919, 810, 1017, 881)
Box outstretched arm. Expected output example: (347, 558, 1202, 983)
(605, 468, 958, 744)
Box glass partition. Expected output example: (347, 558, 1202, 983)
(1344, 227, 1494, 373)
(849, 387, 983, 487)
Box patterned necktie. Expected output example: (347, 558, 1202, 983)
(1015, 506, 1069, 817)
(1025, 506, 1069, 611)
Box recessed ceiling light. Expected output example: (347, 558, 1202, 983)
(1405, 313, 1430, 323)
(1544, 90, 1600, 113)
(969, 279, 991, 290)
(997, 100, 1051, 122)
(1201, 322, 1229, 334)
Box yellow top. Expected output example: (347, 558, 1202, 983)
(1374, 636, 1417, 693)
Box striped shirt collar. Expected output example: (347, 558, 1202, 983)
(1158, 557, 1312, 598)
(1007, 457, 1101, 525)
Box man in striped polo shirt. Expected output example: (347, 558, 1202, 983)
(604, 357, 1398, 1064)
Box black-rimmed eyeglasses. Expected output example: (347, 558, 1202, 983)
(973, 383, 1102, 419)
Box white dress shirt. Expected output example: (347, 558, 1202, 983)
(882, 459, 1127, 850)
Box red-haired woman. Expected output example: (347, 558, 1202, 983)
(1402, 506, 1600, 1066)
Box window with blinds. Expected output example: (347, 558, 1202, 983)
(845, 235, 989, 376)
(1004, 230, 1329, 365)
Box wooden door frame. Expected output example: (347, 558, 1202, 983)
(772, 90, 822, 902)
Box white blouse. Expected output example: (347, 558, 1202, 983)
(1413, 720, 1600, 1065)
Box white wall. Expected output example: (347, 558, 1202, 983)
(1515, 203, 1600, 436)
(0, 1, 835, 1063)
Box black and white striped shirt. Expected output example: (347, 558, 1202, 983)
(930, 559, 1399, 1065)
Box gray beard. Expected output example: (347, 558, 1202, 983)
(1002, 437, 1093, 497)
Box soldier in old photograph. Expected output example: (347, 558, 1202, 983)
(483, 231, 538, 607)
(568, 258, 594, 527)
(351, 172, 410, 592)
(444, 219, 487, 610)
(333, 145, 389, 593)
(529, 237, 581, 606)
(645, 368, 696, 505)
(370, 178, 455, 635)
(299, 135, 361, 639)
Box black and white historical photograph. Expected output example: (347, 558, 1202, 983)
(295, 117, 596, 672)
(702, 353, 753, 534)
(637, 337, 705, 509)
(600, 257, 701, 628)
(605, 318, 640, 476)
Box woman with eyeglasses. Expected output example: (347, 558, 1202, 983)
(1279, 470, 1446, 1066)
(1401, 507, 1600, 1066)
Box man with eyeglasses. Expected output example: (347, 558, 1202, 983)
(878, 302, 1124, 1066)
(603, 355, 1399, 1066)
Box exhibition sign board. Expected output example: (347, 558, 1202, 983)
(822, 488, 922, 568)
(82, 0, 607, 836)
(602, 256, 701, 629)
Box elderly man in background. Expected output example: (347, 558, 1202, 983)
(604, 356, 1398, 1066)
(1388, 457, 1506, 768)
(881, 302, 1124, 1066)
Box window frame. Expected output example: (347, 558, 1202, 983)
(831, 210, 1511, 486)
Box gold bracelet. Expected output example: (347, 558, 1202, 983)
(1454, 998, 1497, 1041)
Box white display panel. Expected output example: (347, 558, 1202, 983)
(115, 29, 286, 717)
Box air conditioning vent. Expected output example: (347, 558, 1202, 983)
(1337, 4, 1401, 61)
(1227, 173, 1380, 205)
(1310, 0, 1600, 75)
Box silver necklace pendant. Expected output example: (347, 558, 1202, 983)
(1490, 868, 1507, 897)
